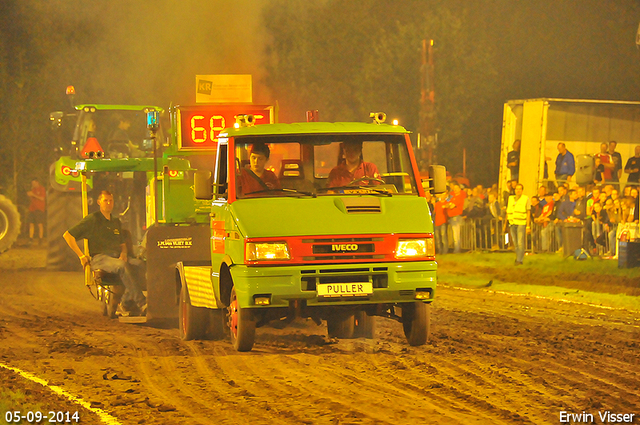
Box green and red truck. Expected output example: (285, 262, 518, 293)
(178, 116, 446, 351)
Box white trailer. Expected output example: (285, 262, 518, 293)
(499, 98, 640, 197)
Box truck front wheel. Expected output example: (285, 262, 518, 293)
(327, 313, 355, 339)
(402, 302, 431, 346)
(353, 311, 375, 339)
(179, 285, 208, 340)
(228, 286, 255, 351)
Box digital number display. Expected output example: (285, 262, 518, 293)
(179, 105, 272, 150)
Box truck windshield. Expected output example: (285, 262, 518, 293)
(234, 134, 419, 198)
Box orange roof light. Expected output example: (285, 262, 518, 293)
(66, 86, 76, 95)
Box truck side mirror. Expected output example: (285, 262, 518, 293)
(194, 170, 213, 200)
(429, 165, 447, 194)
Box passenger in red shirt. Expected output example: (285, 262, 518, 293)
(238, 143, 281, 196)
(27, 179, 46, 245)
(328, 141, 381, 187)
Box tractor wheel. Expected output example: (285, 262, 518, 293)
(0, 195, 21, 253)
(353, 311, 376, 339)
(46, 188, 82, 271)
(327, 312, 355, 339)
(228, 286, 255, 352)
(179, 284, 208, 340)
(402, 302, 431, 346)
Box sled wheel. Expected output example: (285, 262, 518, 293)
(353, 311, 376, 339)
(402, 302, 431, 346)
(327, 312, 355, 339)
(179, 284, 208, 340)
(228, 286, 255, 352)
(106, 285, 124, 319)
(0, 195, 21, 253)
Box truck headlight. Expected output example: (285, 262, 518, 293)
(246, 242, 291, 261)
(395, 238, 434, 258)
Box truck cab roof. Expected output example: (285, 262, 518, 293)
(219, 122, 409, 138)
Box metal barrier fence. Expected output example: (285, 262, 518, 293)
(438, 218, 622, 256)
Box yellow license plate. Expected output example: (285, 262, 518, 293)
(317, 282, 373, 297)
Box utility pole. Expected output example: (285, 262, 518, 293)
(419, 39, 436, 166)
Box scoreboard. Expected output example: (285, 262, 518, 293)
(177, 104, 274, 150)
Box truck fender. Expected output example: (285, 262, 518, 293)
(175, 261, 222, 309)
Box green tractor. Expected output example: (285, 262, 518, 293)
(49, 97, 275, 323)
(48, 104, 167, 270)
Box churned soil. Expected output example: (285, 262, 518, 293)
(0, 249, 638, 424)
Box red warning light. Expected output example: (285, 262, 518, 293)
(66, 86, 76, 96)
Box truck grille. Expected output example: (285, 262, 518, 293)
(303, 237, 385, 262)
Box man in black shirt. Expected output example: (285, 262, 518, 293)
(63, 191, 145, 315)
(507, 139, 521, 181)
(608, 141, 623, 189)
(624, 145, 640, 185)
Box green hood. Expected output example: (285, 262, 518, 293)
(230, 195, 433, 238)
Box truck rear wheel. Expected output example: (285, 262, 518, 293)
(179, 284, 208, 340)
(208, 309, 227, 340)
(353, 311, 376, 339)
(402, 302, 431, 346)
(0, 195, 20, 253)
(327, 313, 355, 339)
(46, 188, 82, 271)
(228, 286, 255, 352)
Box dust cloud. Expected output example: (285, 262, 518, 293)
(34, 0, 272, 106)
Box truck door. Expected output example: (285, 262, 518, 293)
(210, 142, 230, 302)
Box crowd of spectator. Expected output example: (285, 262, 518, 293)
(426, 140, 640, 259)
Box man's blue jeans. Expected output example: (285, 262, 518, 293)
(449, 215, 462, 253)
(510, 224, 526, 263)
(91, 254, 145, 306)
(435, 224, 448, 255)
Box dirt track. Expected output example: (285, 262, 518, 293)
(1, 250, 639, 424)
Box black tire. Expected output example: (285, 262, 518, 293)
(353, 311, 376, 339)
(0, 194, 21, 253)
(208, 309, 227, 340)
(402, 302, 431, 346)
(327, 313, 355, 339)
(179, 284, 209, 340)
(228, 286, 255, 351)
(46, 188, 82, 271)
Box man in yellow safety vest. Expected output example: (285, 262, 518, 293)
(507, 183, 531, 265)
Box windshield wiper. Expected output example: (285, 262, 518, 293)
(244, 188, 317, 198)
(319, 186, 393, 197)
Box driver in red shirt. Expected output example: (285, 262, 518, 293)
(328, 141, 381, 187)
(238, 142, 281, 195)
